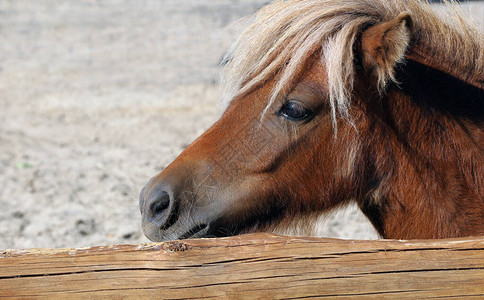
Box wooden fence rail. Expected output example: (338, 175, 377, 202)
(0, 233, 483, 299)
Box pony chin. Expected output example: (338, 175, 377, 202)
(251, 202, 376, 238)
(262, 213, 325, 237)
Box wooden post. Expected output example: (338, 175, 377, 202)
(0, 233, 483, 299)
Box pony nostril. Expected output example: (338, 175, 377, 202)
(141, 183, 179, 232)
(149, 191, 170, 219)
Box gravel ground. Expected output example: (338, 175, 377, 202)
(1, 1, 482, 249)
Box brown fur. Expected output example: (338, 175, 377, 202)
(353, 59, 484, 238)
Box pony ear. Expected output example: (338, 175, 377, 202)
(360, 12, 413, 90)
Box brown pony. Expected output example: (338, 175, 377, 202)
(139, 0, 484, 241)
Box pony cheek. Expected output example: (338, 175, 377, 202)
(206, 124, 289, 176)
(208, 178, 289, 236)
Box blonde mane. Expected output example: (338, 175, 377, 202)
(221, 0, 484, 125)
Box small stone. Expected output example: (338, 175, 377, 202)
(13, 211, 24, 218)
(122, 232, 134, 239)
(76, 219, 96, 236)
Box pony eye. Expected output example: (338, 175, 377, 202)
(277, 101, 311, 121)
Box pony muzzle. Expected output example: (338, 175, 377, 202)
(139, 172, 217, 241)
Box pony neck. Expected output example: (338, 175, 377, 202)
(358, 59, 484, 239)
(406, 46, 484, 91)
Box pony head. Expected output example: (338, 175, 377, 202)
(140, 0, 484, 241)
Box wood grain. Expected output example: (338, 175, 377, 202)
(0, 233, 483, 299)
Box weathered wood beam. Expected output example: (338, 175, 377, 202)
(0, 233, 483, 299)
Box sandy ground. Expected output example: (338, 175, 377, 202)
(1, 1, 483, 250)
